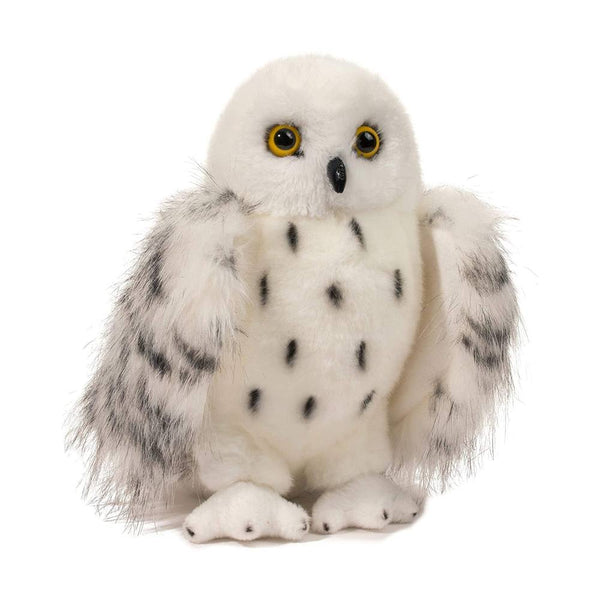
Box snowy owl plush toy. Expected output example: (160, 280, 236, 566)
(69, 56, 519, 542)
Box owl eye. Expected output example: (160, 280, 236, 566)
(267, 124, 301, 157)
(354, 125, 381, 159)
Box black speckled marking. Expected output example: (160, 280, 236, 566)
(394, 269, 403, 299)
(461, 335, 502, 369)
(462, 252, 510, 295)
(145, 228, 172, 304)
(361, 390, 375, 413)
(429, 379, 445, 414)
(259, 274, 269, 305)
(286, 339, 297, 366)
(432, 436, 454, 456)
(174, 334, 217, 375)
(423, 207, 452, 227)
(356, 341, 367, 371)
(303, 396, 316, 419)
(248, 388, 261, 414)
(349, 218, 365, 248)
(137, 333, 171, 378)
(148, 247, 164, 301)
(461, 335, 473, 351)
(327, 284, 343, 308)
(466, 315, 511, 350)
(218, 190, 237, 205)
(217, 250, 237, 274)
(287, 223, 298, 252)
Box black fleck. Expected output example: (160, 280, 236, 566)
(248, 388, 261, 414)
(462, 252, 510, 295)
(148, 248, 164, 300)
(382, 510, 389, 520)
(361, 390, 375, 413)
(461, 335, 473, 350)
(356, 341, 367, 371)
(175, 334, 217, 375)
(327, 284, 343, 308)
(259, 274, 269, 305)
(466, 315, 511, 349)
(323, 522, 330, 532)
(303, 396, 316, 419)
(218, 190, 238, 205)
(145, 229, 171, 304)
(349, 218, 365, 248)
(286, 339, 297, 366)
(137, 333, 171, 378)
(432, 437, 454, 456)
(394, 269, 403, 299)
(186, 527, 195, 537)
(245, 525, 253, 533)
(217, 250, 237, 274)
(461, 334, 502, 369)
(287, 223, 298, 252)
(429, 379, 458, 422)
(423, 208, 451, 226)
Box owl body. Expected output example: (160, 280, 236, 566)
(201, 203, 422, 491)
(70, 56, 519, 541)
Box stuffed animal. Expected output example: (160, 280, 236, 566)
(69, 56, 519, 542)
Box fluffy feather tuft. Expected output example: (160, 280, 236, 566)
(66, 180, 250, 526)
(388, 186, 520, 489)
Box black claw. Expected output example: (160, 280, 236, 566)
(412, 512, 418, 517)
(323, 522, 330, 532)
(382, 510, 389, 520)
(302, 521, 308, 531)
(185, 527, 195, 537)
(245, 525, 254, 533)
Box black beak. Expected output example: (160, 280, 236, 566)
(327, 157, 346, 194)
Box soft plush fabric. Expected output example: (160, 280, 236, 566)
(68, 56, 519, 542)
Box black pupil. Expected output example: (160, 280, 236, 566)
(357, 130, 377, 153)
(274, 128, 296, 150)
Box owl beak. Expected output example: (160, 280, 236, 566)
(327, 157, 346, 194)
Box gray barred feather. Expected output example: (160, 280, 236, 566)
(67, 180, 250, 526)
(389, 186, 520, 489)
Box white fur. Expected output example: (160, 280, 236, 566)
(389, 187, 519, 487)
(69, 56, 518, 542)
(311, 474, 420, 534)
(184, 482, 309, 543)
(200, 201, 422, 496)
(207, 56, 421, 218)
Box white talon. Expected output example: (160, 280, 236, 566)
(312, 474, 420, 534)
(183, 482, 310, 543)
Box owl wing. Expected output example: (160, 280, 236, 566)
(389, 186, 519, 489)
(68, 183, 252, 525)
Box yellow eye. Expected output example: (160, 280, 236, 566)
(354, 125, 381, 158)
(267, 124, 301, 157)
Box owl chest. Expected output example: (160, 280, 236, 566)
(211, 204, 422, 463)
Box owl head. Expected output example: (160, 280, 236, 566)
(206, 56, 422, 217)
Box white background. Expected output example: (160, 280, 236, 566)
(2, 1, 598, 598)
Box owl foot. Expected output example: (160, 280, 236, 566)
(183, 481, 310, 543)
(311, 473, 420, 534)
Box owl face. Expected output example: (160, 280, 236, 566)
(207, 56, 422, 218)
